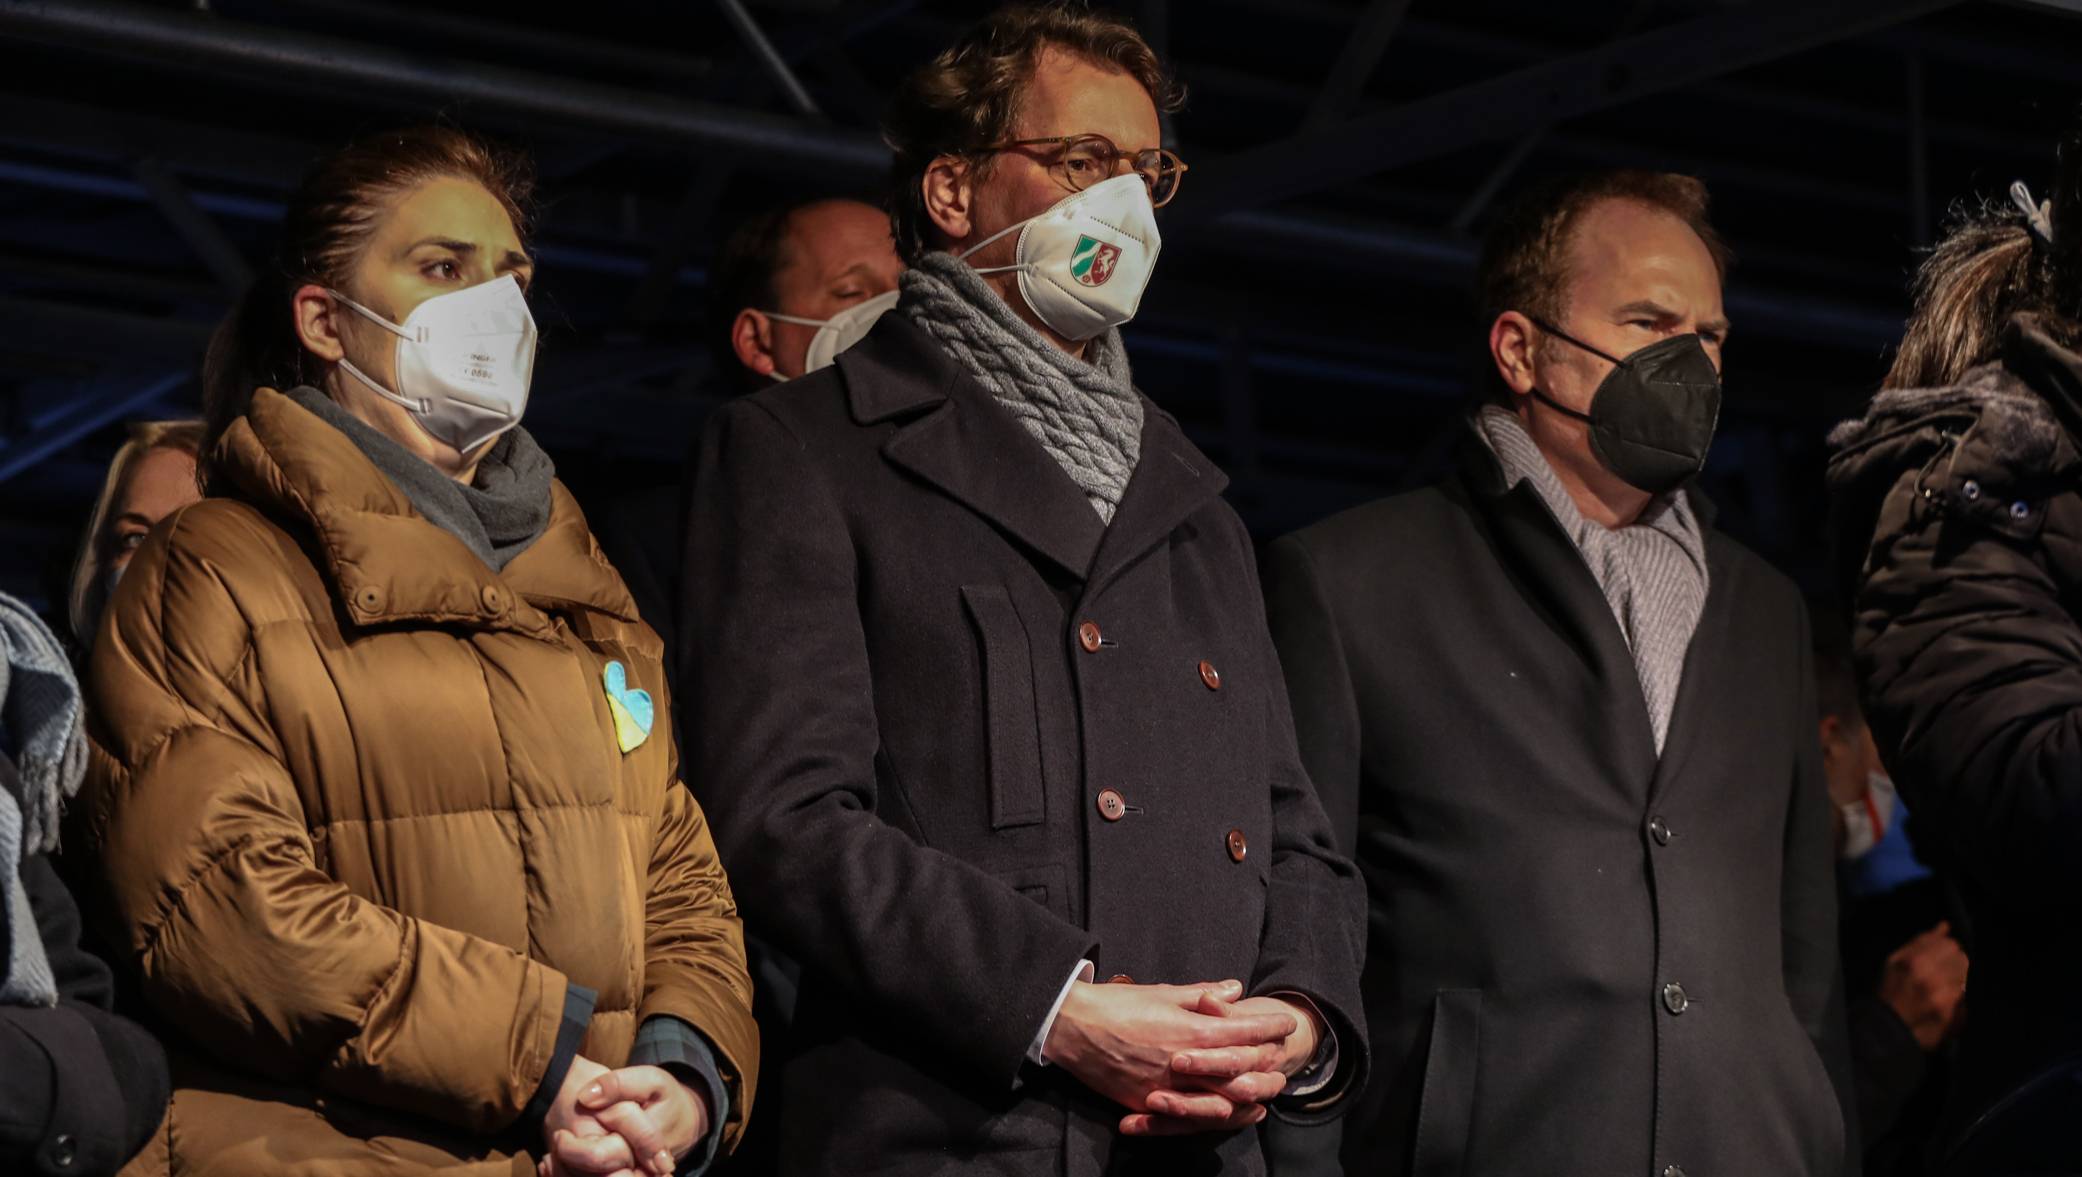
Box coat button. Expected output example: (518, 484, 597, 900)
(1649, 816, 1672, 845)
(480, 585, 505, 613)
(49, 1134, 76, 1168)
(1663, 1167, 1686, 1177)
(1226, 828, 1248, 862)
(1078, 621, 1103, 652)
(1096, 789, 1126, 821)
(355, 586, 383, 613)
(1661, 981, 1689, 1015)
(1961, 479, 1981, 501)
(1107, 973, 1133, 984)
(1198, 659, 1222, 690)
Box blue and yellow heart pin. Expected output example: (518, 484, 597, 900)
(601, 660, 654, 754)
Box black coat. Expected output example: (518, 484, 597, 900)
(0, 752, 169, 1177)
(1829, 316, 2082, 1172)
(680, 314, 1368, 1177)
(1263, 431, 1854, 1177)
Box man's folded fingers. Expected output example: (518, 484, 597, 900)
(1119, 1104, 1269, 1137)
(1145, 1090, 1237, 1120)
(1185, 1011, 1295, 1048)
(1171, 1044, 1281, 1077)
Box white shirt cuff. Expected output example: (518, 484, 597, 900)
(1029, 959, 1096, 1066)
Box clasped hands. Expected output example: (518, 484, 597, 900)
(537, 1056, 710, 1177)
(1043, 978, 1320, 1136)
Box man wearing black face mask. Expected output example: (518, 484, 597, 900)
(1261, 170, 1856, 1176)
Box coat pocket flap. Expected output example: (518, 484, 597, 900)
(960, 585, 1046, 830)
(1412, 988, 1482, 1177)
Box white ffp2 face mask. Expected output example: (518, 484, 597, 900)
(330, 273, 538, 453)
(763, 288, 899, 377)
(961, 172, 1162, 341)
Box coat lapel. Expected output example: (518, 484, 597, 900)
(845, 315, 1107, 580)
(1458, 429, 1660, 794)
(1085, 405, 1230, 597)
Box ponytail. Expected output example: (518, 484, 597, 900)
(1885, 124, 2082, 390)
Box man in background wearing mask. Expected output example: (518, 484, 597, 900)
(592, 198, 900, 689)
(683, 194, 903, 1176)
(1815, 637, 1967, 1174)
(1262, 170, 1855, 1176)
(709, 196, 904, 388)
(680, 6, 1366, 1176)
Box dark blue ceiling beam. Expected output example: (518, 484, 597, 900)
(1184, 0, 1971, 218)
(0, 369, 186, 484)
(0, 0, 887, 172)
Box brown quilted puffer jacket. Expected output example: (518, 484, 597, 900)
(74, 387, 756, 1176)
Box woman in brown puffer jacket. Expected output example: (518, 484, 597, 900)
(71, 127, 756, 1177)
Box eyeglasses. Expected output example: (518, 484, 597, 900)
(973, 133, 1189, 208)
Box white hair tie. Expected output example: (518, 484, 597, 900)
(2012, 180, 2055, 246)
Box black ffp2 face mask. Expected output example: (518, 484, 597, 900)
(1525, 318, 1723, 495)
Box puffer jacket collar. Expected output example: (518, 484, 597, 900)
(215, 388, 638, 637)
(1829, 317, 2082, 504)
(1826, 315, 2082, 599)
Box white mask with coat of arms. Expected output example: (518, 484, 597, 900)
(960, 172, 1162, 341)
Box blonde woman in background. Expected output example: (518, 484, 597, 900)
(66, 420, 203, 651)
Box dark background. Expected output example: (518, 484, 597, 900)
(2, 0, 2078, 617)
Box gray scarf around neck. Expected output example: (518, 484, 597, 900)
(1474, 407, 1709, 754)
(290, 387, 555, 570)
(0, 592, 87, 1006)
(899, 252, 1144, 522)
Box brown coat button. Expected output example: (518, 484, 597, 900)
(1096, 789, 1126, 821)
(355, 586, 383, 613)
(1078, 621, 1103, 652)
(480, 585, 505, 613)
(1106, 974, 1133, 985)
(1199, 660, 1222, 690)
(1226, 828, 1248, 862)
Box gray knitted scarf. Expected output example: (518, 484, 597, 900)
(0, 592, 87, 1007)
(899, 252, 1144, 522)
(1475, 407, 1709, 754)
(290, 387, 555, 571)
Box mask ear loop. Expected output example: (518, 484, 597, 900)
(1527, 315, 1628, 367)
(1520, 316, 1616, 425)
(957, 216, 1034, 276)
(327, 289, 426, 343)
(325, 290, 431, 413)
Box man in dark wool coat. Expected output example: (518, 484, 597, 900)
(680, 6, 1367, 1176)
(1262, 170, 1856, 1177)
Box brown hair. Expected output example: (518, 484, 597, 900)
(1477, 170, 1733, 331)
(1883, 132, 2082, 390)
(199, 125, 534, 484)
(707, 195, 873, 390)
(1472, 170, 1731, 404)
(68, 419, 206, 647)
(881, 1, 1184, 265)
